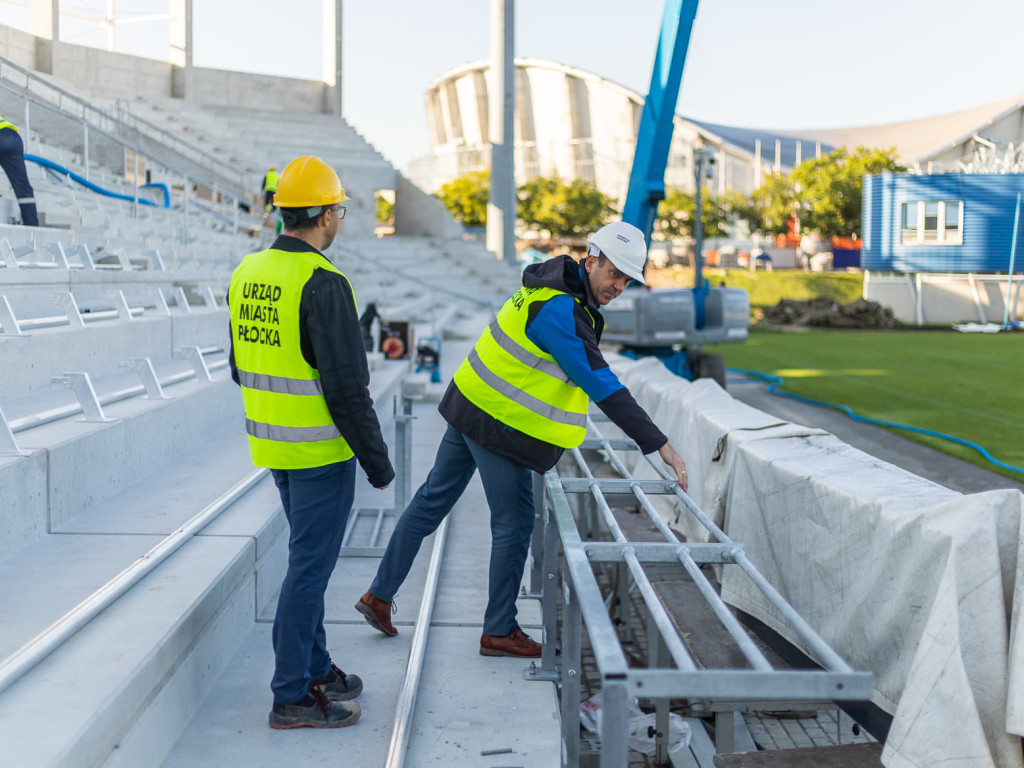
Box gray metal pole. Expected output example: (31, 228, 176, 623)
(486, 0, 515, 263)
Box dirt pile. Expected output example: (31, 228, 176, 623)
(759, 297, 897, 328)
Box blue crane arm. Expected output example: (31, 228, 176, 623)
(621, 0, 699, 245)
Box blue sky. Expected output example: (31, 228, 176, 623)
(7, 0, 1024, 174)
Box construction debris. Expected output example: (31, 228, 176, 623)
(758, 297, 898, 328)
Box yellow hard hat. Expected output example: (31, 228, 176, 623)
(268, 165, 276, 171)
(273, 156, 349, 208)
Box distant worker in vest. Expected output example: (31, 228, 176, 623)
(355, 221, 688, 657)
(0, 116, 38, 226)
(262, 164, 279, 212)
(229, 156, 395, 730)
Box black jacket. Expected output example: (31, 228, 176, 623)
(229, 236, 395, 487)
(439, 254, 667, 473)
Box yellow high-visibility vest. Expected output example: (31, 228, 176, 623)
(228, 247, 355, 468)
(453, 285, 593, 448)
(263, 171, 280, 192)
(0, 117, 18, 132)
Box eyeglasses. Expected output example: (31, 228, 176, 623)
(329, 205, 347, 220)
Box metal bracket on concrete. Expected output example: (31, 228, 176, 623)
(121, 358, 170, 400)
(113, 291, 135, 322)
(176, 287, 192, 315)
(0, 296, 24, 336)
(1, 238, 19, 269)
(203, 286, 220, 310)
(146, 248, 166, 271)
(56, 293, 86, 329)
(51, 372, 114, 422)
(154, 289, 171, 316)
(175, 346, 212, 382)
(47, 242, 70, 269)
(112, 248, 133, 270)
(524, 659, 560, 683)
(0, 407, 29, 456)
(74, 244, 95, 270)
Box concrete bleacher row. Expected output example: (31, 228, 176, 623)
(0, 53, 535, 767)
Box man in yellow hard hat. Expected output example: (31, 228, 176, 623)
(356, 221, 688, 658)
(262, 165, 280, 212)
(0, 116, 38, 226)
(229, 156, 394, 729)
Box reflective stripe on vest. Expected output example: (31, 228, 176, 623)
(466, 348, 586, 429)
(245, 419, 341, 442)
(236, 368, 324, 396)
(229, 247, 356, 469)
(453, 285, 593, 448)
(486, 319, 575, 385)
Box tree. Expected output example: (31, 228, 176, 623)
(655, 186, 732, 239)
(435, 170, 489, 228)
(791, 146, 905, 237)
(748, 171, 797, 235)
(517, 176, 617, 239)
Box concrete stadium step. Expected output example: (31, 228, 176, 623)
(0, 424, 282, 768)
(162, 382, 559, 768)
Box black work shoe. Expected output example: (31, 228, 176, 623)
(268, 683, 361, 729)
(315, 662, 363, 701)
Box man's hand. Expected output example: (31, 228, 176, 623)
(658, 441, 688, 492)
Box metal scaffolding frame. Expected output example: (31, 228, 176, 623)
(531, 415, 874, 766)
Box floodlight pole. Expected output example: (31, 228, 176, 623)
(486, 0, 515, 264)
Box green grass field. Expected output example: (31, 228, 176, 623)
(716, 328, 1024, 480)
(653, 266, 864, 310)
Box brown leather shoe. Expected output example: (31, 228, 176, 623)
(479, 627, 543, 658)
(355, 592, 397, 637)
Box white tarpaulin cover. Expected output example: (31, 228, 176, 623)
(609, 355, 1024, 768)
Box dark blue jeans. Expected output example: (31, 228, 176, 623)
(0, 128, 37, 226)
(269, 458, 356, 705)
(371, 424, 535, 636)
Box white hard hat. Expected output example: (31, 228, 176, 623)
(587, 221, 648, 284)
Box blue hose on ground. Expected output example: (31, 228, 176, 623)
(728, 366, 1024, 476)
(24, 154, 169, 208)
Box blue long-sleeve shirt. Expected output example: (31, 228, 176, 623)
(439, 255, 667, 473)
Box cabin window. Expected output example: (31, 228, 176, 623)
(901, 200, 962, 245)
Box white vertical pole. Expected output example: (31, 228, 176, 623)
(486, 0, 515, 264)
(1002, 192, 1022, 328)
(754, 138, 761, 188)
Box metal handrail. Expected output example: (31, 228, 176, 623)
(0, 77, 252, 228)
(537, 415, 874, 767)
(0, 56, 248, 197)
(0, 467, 268, 697)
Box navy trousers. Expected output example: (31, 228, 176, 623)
(0, 128, 37, 226)
(370, 424, 535, 636)
(269, 458, 356, 705)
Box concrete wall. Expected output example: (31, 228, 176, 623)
(394, 173, 464, 239)
(0, 24, 330, 116)
(0, 25, 36, 70)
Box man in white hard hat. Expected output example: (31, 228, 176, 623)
(356, 220, 687, 657)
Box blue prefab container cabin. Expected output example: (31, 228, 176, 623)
(862, 172, 1024, 273)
